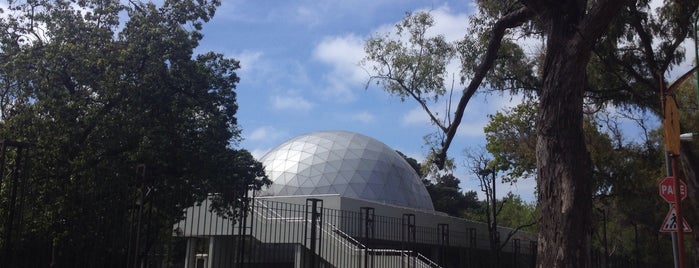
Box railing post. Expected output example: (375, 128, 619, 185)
(513, 238, 521, 268)
(0, 140, 30, 268)
(530, 241, 537, 268)
(401, 213, 415, 268)
(438, 223, 449, 266)
(360, 207, 375, 268)
(236, 190, 251, 267)
(305, 198, 323, 268)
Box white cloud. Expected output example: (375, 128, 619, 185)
(401, 106, 431, 126)
(311, 7, 476, 103)
(247, 126, 287, 142)
(350, 110, 376, 123)
(315, 34, 367, 83)
(232, 50, 263, 76)
(455, 120, 487, 138)
(314, 34, 368, 101)
(250, 148, 271, 160)
(422, 6, 471, 43)
(271, 95, 314, 111)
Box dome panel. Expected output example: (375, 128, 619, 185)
(259, 131, 434, 210)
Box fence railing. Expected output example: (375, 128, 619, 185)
(173, 197, 545, 268)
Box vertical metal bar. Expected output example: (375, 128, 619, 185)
(5, 146, 21, 268)
(361, 207, 374, 268)
(15, 147, 29, 254)
(438, 223, 448, 266)
(306, 198, 322, 268)
(671, 156, 686, 268)
(131, 165, 146, 268)
(248, 190, 256, 265)
(530, 241, 537, 268)
(236, 190, 249, 267)
(513, 239, 520, 268)
(0, 141, 9, 268)
(694, 14, 699, 107)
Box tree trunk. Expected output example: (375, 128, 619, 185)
(535, 4, 594, 267)
(680, 140, 699, 267)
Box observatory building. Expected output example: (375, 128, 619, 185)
(175, 131, 536, 268)
(258, 130, 434, 210)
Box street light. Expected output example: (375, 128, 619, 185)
(680, 133, 695, 141)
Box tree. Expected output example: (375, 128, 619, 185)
(364, 2, 697, 266)
(466, 149, 536, 268)
(397, 151, 479, 216)
(497, 193, 538, 233)
(485, 98, 673, 264)
(423, 173, 480, 217)
(0, 1, 269, 267)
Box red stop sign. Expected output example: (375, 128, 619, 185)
(659, 177, 687, 203)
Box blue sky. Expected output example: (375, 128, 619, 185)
(193, 0, 539, 202)
(193, 0, 697, 203)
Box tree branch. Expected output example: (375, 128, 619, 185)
(498, 220, 538, 252)
(579, 0, 630, 48)
(436, 6, 533, 169)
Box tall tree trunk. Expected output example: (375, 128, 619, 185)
(535, 3, 593, 267)
(680, 141, 699, 267)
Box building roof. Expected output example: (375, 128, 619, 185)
(258, 130, 434, 210)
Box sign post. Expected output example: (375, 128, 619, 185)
(659, 69, 698, 268)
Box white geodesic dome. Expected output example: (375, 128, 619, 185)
(258, 131, 434, 210)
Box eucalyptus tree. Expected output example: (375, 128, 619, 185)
(363, 1, 697, 266)
(0, 0, 269, 266)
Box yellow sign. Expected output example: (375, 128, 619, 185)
(664, 95, 680, 155)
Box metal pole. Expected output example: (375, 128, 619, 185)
(671, 156, 686, 268)
(634, 222, 640, 268)
(666, 152, 680, 268)
(133, 165, 145, 268)
(0, 141, 9, 268)
(597, 208, 609, 268)
(4, 146, 21, 268)
(694, 13, 698, 106)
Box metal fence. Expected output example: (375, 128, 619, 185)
(173, 197, 539, 268)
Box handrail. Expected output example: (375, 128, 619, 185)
(329, 224, 366, 249)
(416, 252, 441, 268)
(251, 199, 442, 267)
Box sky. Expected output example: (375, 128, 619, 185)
(191, 0, 537, 202)
(192, 0, 697, 203)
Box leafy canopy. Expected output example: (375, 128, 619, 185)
(0, 0, 269, 266)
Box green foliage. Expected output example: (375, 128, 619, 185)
(364, 1, 697, 266)
(468, 193, 537, 232)
(484, 99, 672, 261)
(484, 101, 537, 183)
(0, 0, 269, 266)
(588, 1, 699, 111)
(497, 193, 537, 232)
(396, 150, 477, 217)
(423, 174, 480, 217)
(396, 150, 423, 178)
(363, 12, 456, 103)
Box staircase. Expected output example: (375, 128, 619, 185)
(249, 199, 442, 268)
